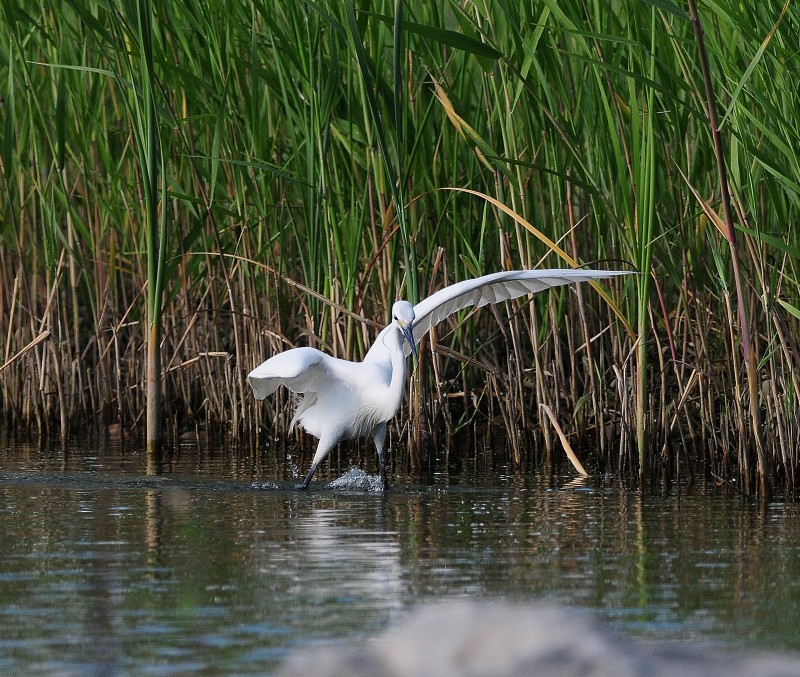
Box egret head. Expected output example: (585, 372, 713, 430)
(391, 300, 418, 361)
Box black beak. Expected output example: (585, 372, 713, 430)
(401, 323, 418, 362)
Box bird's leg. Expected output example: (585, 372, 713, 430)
(373, 424, 389, 491)
(296, 464, 317, 491)
(296, 437, 336, 490)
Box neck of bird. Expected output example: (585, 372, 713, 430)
(385, 326, 409, 414)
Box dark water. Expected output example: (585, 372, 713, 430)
(1, 438, 799, 675)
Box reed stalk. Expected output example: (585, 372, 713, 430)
(631, 8, 657, 483)
(115, 0, 168, 453)
(686, 0, 766, 497)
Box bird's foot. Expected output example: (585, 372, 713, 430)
(294, 482, 309, 491)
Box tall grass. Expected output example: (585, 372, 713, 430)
(1, 1, 799, 495)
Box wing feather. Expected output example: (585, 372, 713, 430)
(365, 269, 629, 362)
(364, 268, 630, 361)
(247, 347, 337, 400)
(411, 269, 628, 347)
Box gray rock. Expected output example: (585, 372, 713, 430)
(278, 600, 800, 677)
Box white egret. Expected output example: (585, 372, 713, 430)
(248, 269, 629, 489)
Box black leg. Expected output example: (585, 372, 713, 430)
(296, 463, 317, 491)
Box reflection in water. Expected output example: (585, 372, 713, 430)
(291, 501, 404, 616)
(145, 489, 164, 572)
(0, 440, 799, 675)
(85, 490, 123, 676)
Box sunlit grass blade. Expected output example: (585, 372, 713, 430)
(442, 187, 634, 337)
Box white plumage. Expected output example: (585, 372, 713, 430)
(248, 269, 629, 489)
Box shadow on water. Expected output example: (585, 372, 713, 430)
(1, 435, 800, 675)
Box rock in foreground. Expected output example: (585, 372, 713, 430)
(279, 600, 800, 677)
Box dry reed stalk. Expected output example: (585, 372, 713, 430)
(541, 403, 589, 478)
(0, 331, 50, 374)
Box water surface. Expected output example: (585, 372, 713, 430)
(1, 438, 799, 675)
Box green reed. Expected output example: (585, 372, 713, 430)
(113, 0, 168, 452)
(1, 1, 799, 494)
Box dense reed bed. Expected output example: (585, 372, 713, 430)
(1, 1, 799, 495)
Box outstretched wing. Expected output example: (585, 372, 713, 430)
(247, 347, 338, 400)
(365, 269, 630, 362)
(411, 269, 628, 345)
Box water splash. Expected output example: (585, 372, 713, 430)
(326, 468, 385, 492)
(251, 481, 280, 490)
